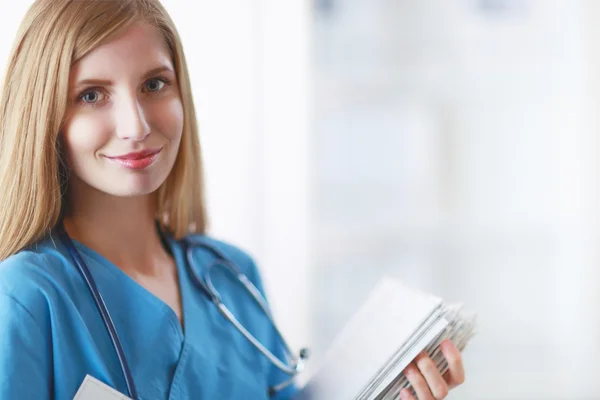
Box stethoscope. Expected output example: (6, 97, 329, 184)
(56, 222, 309, 399)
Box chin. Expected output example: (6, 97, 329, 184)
(104, 174, 167, 198)
(121, 182, 164, 197)
(113, 187, 159, 198)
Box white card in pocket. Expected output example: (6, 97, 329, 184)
(73, 375, 132, 400)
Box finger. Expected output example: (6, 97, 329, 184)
(440, 340, 465, 388)
(414, 352, 449, 399)
(400, 388, 416, 400)
(404, 363, 434, 400)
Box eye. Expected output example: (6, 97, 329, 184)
(144, 78, 167, 92)
(79, 90, 104, 104)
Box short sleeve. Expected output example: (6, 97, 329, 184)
(0, 292, 52, 399)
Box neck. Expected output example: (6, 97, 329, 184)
(62, 180, 172, 277)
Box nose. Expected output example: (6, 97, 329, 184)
(115, 92, 151, 141)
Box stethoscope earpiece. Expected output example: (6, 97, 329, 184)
(300, 347, 310, 360)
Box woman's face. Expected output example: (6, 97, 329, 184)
(63, 23, 183, 199)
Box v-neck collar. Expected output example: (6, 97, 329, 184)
(66, 233, 189, 339)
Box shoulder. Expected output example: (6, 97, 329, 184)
(181, 233, 263, 283)
(0, 237, 71, 323)
(0, 243, 63, 293)
(183, 234, 254, 261)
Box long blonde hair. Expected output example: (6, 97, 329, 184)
(0, 0, 207, 260)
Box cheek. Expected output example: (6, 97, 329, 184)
(157, 96, 184, 142)
(62, 113, 111, 161)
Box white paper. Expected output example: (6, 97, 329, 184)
(295, 277, 476, 400)
(73, 375, 132, 400)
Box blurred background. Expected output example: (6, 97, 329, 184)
(3, 0, 600, 398)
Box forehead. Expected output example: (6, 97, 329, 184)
(70, 23, 173, 82)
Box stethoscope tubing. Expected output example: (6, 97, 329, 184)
(57, 224, 306, 399)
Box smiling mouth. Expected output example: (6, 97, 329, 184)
(105, 148, 162, 170)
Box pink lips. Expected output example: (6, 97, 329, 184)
(106, 148, 162, 170)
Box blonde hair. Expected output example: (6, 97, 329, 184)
(0, 0, 207, 260)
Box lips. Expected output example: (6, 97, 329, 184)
(106, 148, 162, 170)
(109, 148, 161, 160)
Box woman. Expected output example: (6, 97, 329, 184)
(0, 0, 465, 399)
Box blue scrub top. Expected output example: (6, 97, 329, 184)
(0, 230, 299, 400)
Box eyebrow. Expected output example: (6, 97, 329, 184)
(73, 65, 175, 90)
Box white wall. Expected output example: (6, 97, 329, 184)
(311, 0, 600, 398)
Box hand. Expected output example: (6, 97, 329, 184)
(400, 340, 465, 400)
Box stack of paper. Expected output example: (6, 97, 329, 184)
(295, 277, 476, 400)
